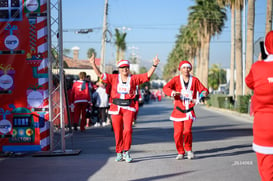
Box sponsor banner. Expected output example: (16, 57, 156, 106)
(0, 0, 48, 152)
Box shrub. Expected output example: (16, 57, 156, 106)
(235, 95, 251, 113)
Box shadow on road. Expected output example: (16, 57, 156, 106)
(129, 171, 195, 181)
(194, 144, 253, 159)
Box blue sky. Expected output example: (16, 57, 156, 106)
(62, 0, 267, 72)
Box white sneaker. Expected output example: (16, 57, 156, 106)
(94, 123, 100, 127)
(186, 151, 194, 159)
(123, 151, 133, 163)
(176, 154, 184, 160)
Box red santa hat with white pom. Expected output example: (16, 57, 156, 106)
(117, 60, 130, 68)
(178, 60, 192, 71)
(265, 31, 273, 55)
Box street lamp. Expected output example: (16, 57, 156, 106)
(75, 28, 93, 34)
(63, 28, 93, 34)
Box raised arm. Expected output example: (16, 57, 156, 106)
(89, 53, 102, 77)
(147, 55, 160, 78)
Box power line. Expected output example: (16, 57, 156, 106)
(60, 40, 233, 44)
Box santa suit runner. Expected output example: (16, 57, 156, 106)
(101, 72, 149, 153)
(245, 56, 273, 155)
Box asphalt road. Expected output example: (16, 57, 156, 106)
(0, 98, 260, 181)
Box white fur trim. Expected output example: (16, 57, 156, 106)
(253, 143, 273, 154)
(108, 110, 119, 115)
(264, 54, 273, 62)
(120, 106, 136, 112)
(101, 73, 107, 80)
(74, 100, 88, 104)
(181, 63, 191, 69)
(108, 106, 136, 115)
(117, 60, 130, 67)
(170, 114, 195, 122)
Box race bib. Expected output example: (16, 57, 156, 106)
(117, 83, 130, 94)
(181, 90, 193, 100)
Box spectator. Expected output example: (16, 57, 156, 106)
(92, 81, 109, 127)
(143, 86, 151, 103)
(85, 75, 93, 128)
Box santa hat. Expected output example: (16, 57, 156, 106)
(117, 59, 130, 68)
(265, 31, 273, 55)
(178, 60, 192, 71)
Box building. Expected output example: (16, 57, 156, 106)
(62, 46, 101, 81)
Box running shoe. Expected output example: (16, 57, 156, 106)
(115, 153, 123, 162)
(186, 151, 194, 159)
(123, 151, 133, 163)
(176, 154, 184, 160)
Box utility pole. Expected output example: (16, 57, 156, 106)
(100, 0, 108, 72)
(242, 0, 246, 95)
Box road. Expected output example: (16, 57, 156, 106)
(0, 98, 260, 181)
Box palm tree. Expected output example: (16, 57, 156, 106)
(179, 24, 200, 76)
(234, 0, 244, 96)
(266, 0, 273, 34)
(245, 0, 255, 95)
(216, 0, 235, 97)
(87, 48, 96, 59)
(163, 27, 188, 80)
(208, 64, 227, 90)
(114, 28, 127, 62)
(188, 0, 227, 87)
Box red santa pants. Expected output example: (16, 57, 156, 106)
(74, 102, 89, 131)
(111, 108, 134, 153)
(256, 152, 273, 181)
(173, 119, 193, 155)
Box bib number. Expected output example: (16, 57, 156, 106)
(117, 84, 129, 94)
(181, 90, 193, 100)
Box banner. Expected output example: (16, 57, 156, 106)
(0, 0, 50, 152)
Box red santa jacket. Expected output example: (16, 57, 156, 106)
(245, 59, 273, 154)
(163, 75, 208, 121)
(245, 61, 273, 114)
(101, 73, 149, 114)
(71, 80, 91, 104)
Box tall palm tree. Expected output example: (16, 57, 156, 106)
(114, 28, 127, 62)
(245, 0, 255, 95)
(266, 0, 273, 34)
(179, 24, 200, 76)
(216, 0, 235, 97)
(234, 0, 244, 96)
(188, 0, 227, 87)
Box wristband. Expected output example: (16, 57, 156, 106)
(152, 64, 157, 67)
